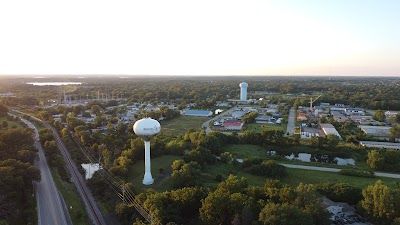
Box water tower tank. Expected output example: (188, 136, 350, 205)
(133, 118, 161, 139)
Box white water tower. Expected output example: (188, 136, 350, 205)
(239, 81, 248, 101)
(133, 118, 161, 185)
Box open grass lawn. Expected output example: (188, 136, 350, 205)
(160, 116, 208, 136)
(52, 169, 90, 225)
(222, 144, 267, 158)
(128, 155, 182, 192)
(201, 162, 400, 189)
(282, 168, 399, 188)
(244, 123, 286, 133)
(222, 144, 318, 159)
(0, 116, 23, 129)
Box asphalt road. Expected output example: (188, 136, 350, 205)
(281, 163, 400, 179)
(286, 107, 296, 135)
(19, 117, 71, 225)
(13, 110, 107, 225)
(45, 123, 108, 225)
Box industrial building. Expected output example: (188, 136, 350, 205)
(360, 141, 400, 150)
(320, 123, 342, 139)
(223, 120, 244, 131)
(301, 127, 320, 139)
(358, 125, 391, 137)
(182, 109, 213, 117)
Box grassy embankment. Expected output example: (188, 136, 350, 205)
(160, 116, 208, 136)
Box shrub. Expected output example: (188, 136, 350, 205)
(339, 169, 375, 178)
(246, 160, 287, 178)
(317, 183, 362, 205)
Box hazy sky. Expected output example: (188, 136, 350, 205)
(0, 0, 399, 76)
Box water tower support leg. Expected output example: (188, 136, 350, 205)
(143, 141, 154, 185)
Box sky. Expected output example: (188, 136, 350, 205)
(0, 0, 399, 76)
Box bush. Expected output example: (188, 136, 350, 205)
(317, 183, 362, 205)
(339, 169, 375, 178)
(246, 160, 287, 178)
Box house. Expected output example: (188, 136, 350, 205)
(320, 123, 342, 139)
(223, 120, 244, 131)
(182, 109, 213, 117)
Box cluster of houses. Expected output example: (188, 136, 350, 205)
(210, 104, 283, 132)
(298, 103, 400, 150)
(52, 102, 181, 134)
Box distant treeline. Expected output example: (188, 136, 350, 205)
(1, 77, 400, 110)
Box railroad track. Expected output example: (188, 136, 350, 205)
(13, 110, 107, 225)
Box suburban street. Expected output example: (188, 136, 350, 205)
(286, 107, 296, 135)
(281, 163, 400, 179)
(19, 117, 71, 225)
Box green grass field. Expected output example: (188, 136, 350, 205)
(51, 169, 90, 225)
(222, 144, 267, 158)
(128, 155, 182, 191)
(160, 116, 208, 136)
(201, 162, 399, 188)
(244, 123, 286, 133)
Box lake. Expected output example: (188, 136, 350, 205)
(267, 151, 356, 166)
(284, 153, 355, 166)
(27, 82, 82, 86)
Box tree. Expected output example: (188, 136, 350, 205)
(259, 203, 314, 225)
(242, 112, 258, 124)
(90, 105, 103, 116)
(395, 114, 400, 124)
(374, 110, 386, 122)
(143, 187, 207, 225)
(390, 125, 400, 140)
(366, 150, 385, 170)
(361, 180, 400, 223)
(200, 176, 249, 225)
(0, 103, 8, 117)
(317, 183, 362, 205)
(170, 160, 201, 188)
(324, 134, 340, 148)
(247, 160, 287, 178)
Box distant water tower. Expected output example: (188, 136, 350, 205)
(133, 118, 161, 185)
(239, 81, 248, 101)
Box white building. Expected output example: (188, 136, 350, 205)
(359, 125, 391, 137)
(385, 111, 399, 117)
(360, 141, 400, 150)
(239, 82, 248, 101)
(320, 123, 342, 139)
(301, 127, 320, 139)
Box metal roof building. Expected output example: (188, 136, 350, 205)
(360, 141, 400, 150)
(359, 125, 391, 137)
(320, 123, 342, 139)
(182, 109, 213, 117)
